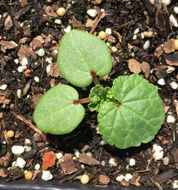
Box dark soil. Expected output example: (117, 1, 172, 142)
(0, 0, 177, 189)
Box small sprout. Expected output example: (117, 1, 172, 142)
(98, 31, 106, 39)
(56, 7, 66, 17)
(175, 39, 178, 50)
(80, 174, 90, 184)
(6, 130, 15, 138)
(24, 171, 33, 180)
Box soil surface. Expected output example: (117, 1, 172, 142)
(0, 0, 178, 189)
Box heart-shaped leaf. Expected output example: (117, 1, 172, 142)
(57, 30, 112, 87)
(98, 74, 165, 149)
(88, 85, 113, 112)
(33, 85, 85, 135)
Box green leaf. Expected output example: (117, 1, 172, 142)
(57, 30, 112, 87)
(88, 85, 113, 112)
(33, 85, 85, 135)
(98, 74, 165, 149)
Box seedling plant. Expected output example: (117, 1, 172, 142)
(33, 30, 165, 149)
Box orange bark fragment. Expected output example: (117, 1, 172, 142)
(42, 151, 56, 170)
(162, 140, 169, 145)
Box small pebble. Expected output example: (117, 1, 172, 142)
(175, 39, 178, 50)
(101, 160, 105, 166)
(172, 180, 178, 189)
(16, 157, 26, 168)
(162, 157, 169, 165)
(38, 48, 45, 57)
(169, 15, 178, 27)
(166, 115, 176, 123)
(54, 19, 62, 25)
(56, 7, 66, 17)
(0, 84, 7, 90)
(17, 65, 27, 73)
(34, 76, 40, 83)
(87, 9, 97, 17)
(129, 158, 136, 166)
(105, 28, 112, 35)
(34, 164, 40, 170)
(141, 32, 145, 39)
(111, 46, 118, 53)
(24, 145, 32, 152)
(143, 40, 150, 50)
(157, 78, 165, 86)
(21, 57, 28, 66)
(41, 170, 53, 181)
(133, 34, 137, 40)
(55, 152, 63, 159)
(46, 64, 51, 73)
(170, 81, 178, 90)
(124, 173, 133, 182)
(152, 144, 164, 161)
(6, 130, 15, 138)
(109, 158, 117, 166)
(17, 89, 22, 99)
(100, 140, 107, 145)
(174, 7, 178, 14)
(12, 145, 25, 155)
(134, 28, 139, 34)
(24, 171, 33, 180)
(98, 31, 106, 39)
(116, 175, 125, 182)
(64, 25, 71, 33)
(80, 174, 90, 184)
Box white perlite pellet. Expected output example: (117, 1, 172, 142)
(41, 170, 53, 181)
(129, 158, 136, 166)
(54, 19, 62, 25)
(17, 89, 22, 99)
(46, 64, 51, 74)
(17, 65, 27, 73)
(0, 84, 7, 90)
(124, 173, 133, 182)
(116, 175, 125, 182)
(15, 157, 26, 168)
(101, 160, 105, 166)
(87, 9, 97, 17)
(24, 145, 32, 152)
(100, 140, 107, 145)
(157, 78, 165, 86)
(134, 28, 139, 34)
(64, 25, 71, 33)
(143, 40, 150, 50)
(105, 28, 112, 35)
(34, 164, 40, 170)
(21, 57, 28, 66)
(34, 76, 40, 83)
(172, 180, 178, 189)
(166, 115, 176, 123)
(169, 15, 178, 27)
(152, 144, 164, 161)
(14, 59, 19, 64)
(25, 139, 31, 144)
(170, 81, 178, 90)
(55, 152, 63, 159)
(74, 149, 80, 158)
(109, 158, 117, 166)
(86, 152, 92, 157)
(12, 145, 25, 155)
(174, 7, 178, 14)
(38, 48, 45, 57)
(111, 46, 118, 53)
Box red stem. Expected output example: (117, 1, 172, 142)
(73, 97, 91, 105)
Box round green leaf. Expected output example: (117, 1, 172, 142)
(98, 74, 165, 149)
(57, 30, 112, 87)
(33, 85, 85, 135)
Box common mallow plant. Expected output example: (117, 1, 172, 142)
(33, 30, 165, 149)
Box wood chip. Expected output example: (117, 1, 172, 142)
(18, 45, 37, 60)
(48, 62, 60, 77)
(0, 152, 11, 167)
(174, 149, 178, 164)
(141, 61, 150, 78)
(32, 94, 43, 108)
(0, 168, 7, 177)
(0, 91, 11, 105)
(174, 102, 178, 116)
(0, 112, 3, 118)
(154, 45, 164, 58)
(19, 37, 29, 44)
(107, 35, 116, 43)
(0, 40, 17, 52)
(19, 0, 28, 7)
(79, 154, 100, 165)
(165, 52, 178, 66)
(163, 39, 175, 54)
(4, 15, 13, 31)
(59, 154, 78, 175)
(30, 36, 44, 50)
(89, 0, 103, 5)
(44, 6, 58, 18)
(85, 19, 95, 28)
(129, 175, 141, 186)
(42, 151, 56, 170)
(98, 175, 110, 185)
(128, 59, 141, 74)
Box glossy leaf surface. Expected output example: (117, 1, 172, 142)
(57, 30, 112, 87)
(98, 74, 165, 149)
(33, 85, 85, 135)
